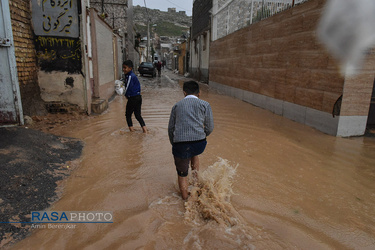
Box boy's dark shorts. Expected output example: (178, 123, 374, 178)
(172, 139, 207, 177)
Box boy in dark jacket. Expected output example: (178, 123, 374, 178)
(121, 60, 148, 133)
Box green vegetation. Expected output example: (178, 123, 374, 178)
(155, 21, 189, 36)
(134, 23, 147, 37)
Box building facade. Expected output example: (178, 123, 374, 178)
(0, 0, 135, 126)
(190, 0, 212, 83)
(89, 0, 139, 69)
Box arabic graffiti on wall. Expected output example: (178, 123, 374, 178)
(34, 36, 81, 73)
(32, 0, 79, 37)
(32, 0, 81, 73)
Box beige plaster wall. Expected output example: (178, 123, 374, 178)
(38, 72, 86, 109)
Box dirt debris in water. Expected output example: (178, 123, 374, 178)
(28, 112, 90, 134)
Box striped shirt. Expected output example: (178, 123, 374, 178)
(168, 95, 214, 144)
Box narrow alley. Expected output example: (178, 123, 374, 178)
(9, 69, 375, 249)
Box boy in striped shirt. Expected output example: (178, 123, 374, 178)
(168, 81, 214, 200)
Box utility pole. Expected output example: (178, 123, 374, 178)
(143, 0, 151, 62)
(250, 0, 254, 24)
(147, 18, 150, 62)
(261, 0, 264, 20)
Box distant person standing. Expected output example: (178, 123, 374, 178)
(156, 61, 162, 77)
(168, 81, 214, 200)
(121, 60, 148, 133)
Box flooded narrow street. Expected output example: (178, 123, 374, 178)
(13, 71, 375, 249)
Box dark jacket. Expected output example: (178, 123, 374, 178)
(122, 70, 141, 98)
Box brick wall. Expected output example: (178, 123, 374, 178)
(9, 0, 46, 116)
(209, 0, 344, 114)
(9, 0, 38, 87)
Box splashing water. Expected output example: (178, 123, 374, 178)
(184, 158, 239, 227)
(182, 159, 258, 249)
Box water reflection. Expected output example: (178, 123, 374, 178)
(13, 72, 375, 249)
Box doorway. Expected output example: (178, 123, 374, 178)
(0, 0, 23, 125)
(366, 78, 375, 134)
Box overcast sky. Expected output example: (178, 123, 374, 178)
(132, 0, 193, 16)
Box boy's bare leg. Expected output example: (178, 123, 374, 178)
(191, 155, 200, 171)
(178, 176, 189, 200)
(191, 156, 200, 180)
(128, 126, 135, 132)
(142, 126, 148, 133)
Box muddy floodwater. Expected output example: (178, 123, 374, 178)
(13, 72, 375, 249)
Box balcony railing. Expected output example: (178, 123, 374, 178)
(250, 0, 309, 24)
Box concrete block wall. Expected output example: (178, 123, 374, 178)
(91, 10, 118, 102)
(209, 0, 375, 136)
(213, 0, 254, 40)
(96, 22, 115, 86)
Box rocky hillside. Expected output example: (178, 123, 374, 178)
(133, 5, 192, 37)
